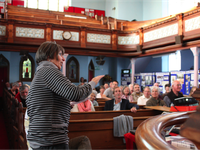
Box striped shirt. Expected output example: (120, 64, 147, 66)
(26, 61, 95, 148)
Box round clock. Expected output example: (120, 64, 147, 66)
(62, 31, 72, 40)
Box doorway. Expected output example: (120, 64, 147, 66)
(0, 54, 9, 97)
(88, 60, 94, 82)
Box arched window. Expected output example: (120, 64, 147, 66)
(169, 50, 181, 71)
(19, 54, 35, 82)
(66, 56, 79, 82)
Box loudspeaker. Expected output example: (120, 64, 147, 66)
(96, 55, 105, 65)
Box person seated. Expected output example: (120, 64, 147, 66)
(89, 90, 99, 106)
(121, 86, 133, 102)
(163, 80, 183, 107)
(162, 83, 170, 98)
(131, 83, 143, 102)
(71, 97, 95, 112)
(15, 84, 29, 107)
(128, 84, 134, 94)
(103, 80, 118, 99)
(137, 87, 151, 105)
(96, 85, 111, 100)
(104, 86, 139, 112)
(17, 80, 23, 87)
(5, 81, 11, 90)
(146, 86, 166, 106)
(8, 82, 19, 96)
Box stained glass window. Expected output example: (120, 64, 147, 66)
(22, 58, 32, 79)
(66, 56, 79, 82)
(69, 60, 76, 80)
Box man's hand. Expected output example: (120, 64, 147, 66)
(131, 107, 137, 113)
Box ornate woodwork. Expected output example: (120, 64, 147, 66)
(1, 4, 200, 58)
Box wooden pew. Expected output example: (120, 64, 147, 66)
(94, 106, 104, 111)
(70, 109, 161, 120)
(68, 116, 152, 149)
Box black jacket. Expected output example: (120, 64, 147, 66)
(104, 99, 139, 110)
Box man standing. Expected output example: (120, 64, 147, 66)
(137, 87, 151, 105)
(163, 80, 183, 107)
(131, 84, 143, 102)
(104, 80, 118, 99)
(104, 86, 139, 112)
(15, 84, 29, 107)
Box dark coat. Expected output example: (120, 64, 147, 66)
(104, 99, 139, 110)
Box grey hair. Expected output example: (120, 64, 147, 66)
(151, 86, 160, 93)
(91, 90, 97, 96)
(19, 84, 30, 92)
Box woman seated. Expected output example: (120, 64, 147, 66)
(121, 86, 133, 102)
(146, 86, 166, 106)
(96, 85, 111, 100)
(8, 82, 19, 96)
(71, 91, 96, 112)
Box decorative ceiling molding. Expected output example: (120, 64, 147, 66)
(87, 33, 111, 44)
(53, 30, 79, 41)
(16, 27, 44, 38)
(185, 16, 200, 32)
(118, 35, 139, 45)
(0, 25, 6, 36)
(144, 23, 178, 42)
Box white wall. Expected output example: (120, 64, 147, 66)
(71, 0, 106, 10)
(143, 0, 163, 20)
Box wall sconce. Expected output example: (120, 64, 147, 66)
(112, 7, 116, 10)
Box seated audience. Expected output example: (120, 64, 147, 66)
(189, 86, 198, 96)
(15, 84, 29, 107)
(17, 80, 23, 87)
(5, 81, 11, 90)
(90, 90, 99, 106)
(129, 84, 134, 94)
(121, 86, 133, 102)
(163, 80, 183, 107)
(162, 83, 170, 98)
(137, 87, 151, 105)
(146, 86, 166, 106)
(153, 82, 159, 87)
(104, 80, 118, 99)
(96, 85, 111, 100)
(104, 83, 109, 90)
(131, 83, 143, 102)
(8, 82, 19, 96)
(104, 86, 139, 112)
(71, 97, 95, 112)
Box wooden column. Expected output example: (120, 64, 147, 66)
(190, 47, 200, 87)
(7, 22, 14, 43)
(176, 13, 183, 44)
(130, 58, 137, 84)
(80, 27, 86, 47)
(137, 28, 143, 52)
(112, 30, 117, 50)
(46, 24, 52, 41)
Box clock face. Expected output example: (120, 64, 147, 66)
(63, 31, 72, 40)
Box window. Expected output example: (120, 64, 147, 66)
(66, 57, 79, 82)
(19, 54, 35, 82)
(24, 0, 70, 12)
(169, 50, 181, 71)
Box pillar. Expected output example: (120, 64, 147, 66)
(130, 58, 137, 84)
(190, 47, 200, 87)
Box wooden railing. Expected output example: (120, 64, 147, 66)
(135, 111, 193, 149)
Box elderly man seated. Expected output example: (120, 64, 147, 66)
(104, 86, 139, 112)
(131, 83, 143, 102)
(137, 87, 151, 105)
(15, 84, 30, 107)
(163, 80, 183, 107)
(146, 86, 166, 106)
